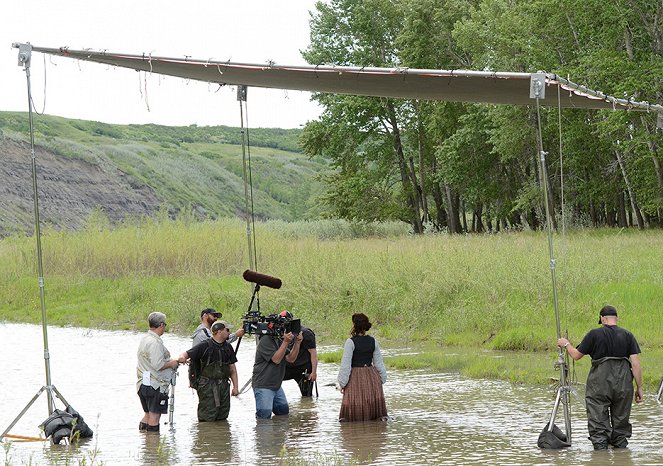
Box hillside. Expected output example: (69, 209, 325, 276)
(0, 112, 329, 236)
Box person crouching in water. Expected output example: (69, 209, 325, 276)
(337, 313, 388, 422)
(178, 321, 239, 421)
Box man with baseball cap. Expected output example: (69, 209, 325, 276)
(192, 307, 244, 346)
(179, 320, 239, 421)
(557, 305, 643, 450)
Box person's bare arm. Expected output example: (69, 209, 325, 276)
(630, 353, 643, 403)
(308, 348, 318, 381)
(285, 333, 303, 363)
(271, 333, 294, 364)
(557, 337, 585, 361)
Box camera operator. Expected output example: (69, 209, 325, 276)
(251, 327, 303, 419)
(178, 321, 239, 422)
(280, 311, 318, 397)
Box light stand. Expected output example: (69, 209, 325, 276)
(531, 75, 572, 448)
(2, 43, 71, 441)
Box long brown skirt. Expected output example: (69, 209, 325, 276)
(339, 366, 388, 422)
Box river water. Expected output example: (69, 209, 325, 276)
(1, 322, 662, 465)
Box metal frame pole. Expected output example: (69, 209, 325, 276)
(2, 43, 71, 442)
(531, 74, 572, 444)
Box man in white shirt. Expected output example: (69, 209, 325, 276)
(136, 311, 179, 433)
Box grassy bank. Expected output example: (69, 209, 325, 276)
(1, 218, 662, 388)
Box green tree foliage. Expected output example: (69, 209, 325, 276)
(302, 0, 663, 232)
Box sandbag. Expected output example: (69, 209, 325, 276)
(537, 423, 571, 449)
(40, 405, 93, 444)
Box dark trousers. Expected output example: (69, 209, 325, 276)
(585, 358, 634, 449)
(283, 363, 314, 396)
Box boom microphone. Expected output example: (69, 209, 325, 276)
(242, 270, 282, 289)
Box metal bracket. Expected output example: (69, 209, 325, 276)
(530, 73, 546, 100)
(237, 85, 247, 102)
(15, 42, 32, 68)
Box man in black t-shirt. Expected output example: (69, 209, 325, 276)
(179, 321, 239, 421)
(558, 305, 643, 450)
(281, 312, 318, 397)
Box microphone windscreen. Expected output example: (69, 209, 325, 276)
(242, 270, 282, 289)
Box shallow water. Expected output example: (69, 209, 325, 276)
(1, 322, 662, 465)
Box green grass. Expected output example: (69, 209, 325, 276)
(0, 111, 329, 224)
(2, 219, 662, 388)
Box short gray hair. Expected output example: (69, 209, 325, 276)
(148, 312, 167, 329)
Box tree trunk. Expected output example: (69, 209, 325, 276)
(431, 182, 447, 231)
(385, 102, 423, 233)
(416, 103, 430, 224)
(474, 203, 485, 233)
(589, 201, 597, 227)
(615, 149, 644, 229)
(444, 185, 462, 234)
(617, 191, 627, 227)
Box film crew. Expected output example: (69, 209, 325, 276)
(192, 307, 244, 346)
(280, 311, 318, 397)
(178, 321, 239, 422)
(252, 326, 303, 419)
(136, 311, 180, 433)
(337, 313, 388, 422)
(558, 305, 643, 450)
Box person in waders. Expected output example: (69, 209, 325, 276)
(179, 321, 239, 421)
(337, 313, 388, 422)
(136, 312, 180, 433)
(558, 305, 643, 450)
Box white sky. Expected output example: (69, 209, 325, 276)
(1, 0, 322, 128)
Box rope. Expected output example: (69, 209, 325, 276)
(1, 434, 48, 442)
(238, 87, 259, 274)
(557, 84, 565, 236)
(29, 54, 47, 116)
(244, 101, 259, 272)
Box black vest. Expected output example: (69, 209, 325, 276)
(351, 335, 375, 367)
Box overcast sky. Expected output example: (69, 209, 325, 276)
(2, 1, 322, 128)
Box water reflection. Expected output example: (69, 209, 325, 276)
(340, 421, 387, 464)
(2, 322, 663, 465)
(190, 421, 238, 465)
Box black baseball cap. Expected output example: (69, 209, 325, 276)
(201, 308, 221, 318)
(598, 305, 617, 324)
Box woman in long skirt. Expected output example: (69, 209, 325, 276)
(337, 313, 388, 422)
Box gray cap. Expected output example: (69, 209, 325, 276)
(211, 321, 234, 333)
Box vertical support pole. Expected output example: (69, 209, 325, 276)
(18, 43, 56, 415)
(532, 74, 572, 444)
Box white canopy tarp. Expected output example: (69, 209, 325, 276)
(18, 45, 663, 112)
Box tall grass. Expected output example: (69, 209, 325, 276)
(1, 219, 662, 386)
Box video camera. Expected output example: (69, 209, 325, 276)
(242, 310, 300, 337)
(241, 269, 300, 337)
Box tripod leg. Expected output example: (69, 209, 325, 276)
(656, 378, 663, 402)
(50, 385, 71, 408)
(1, 386, 47, 439)
(546, 387, 563, 431)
